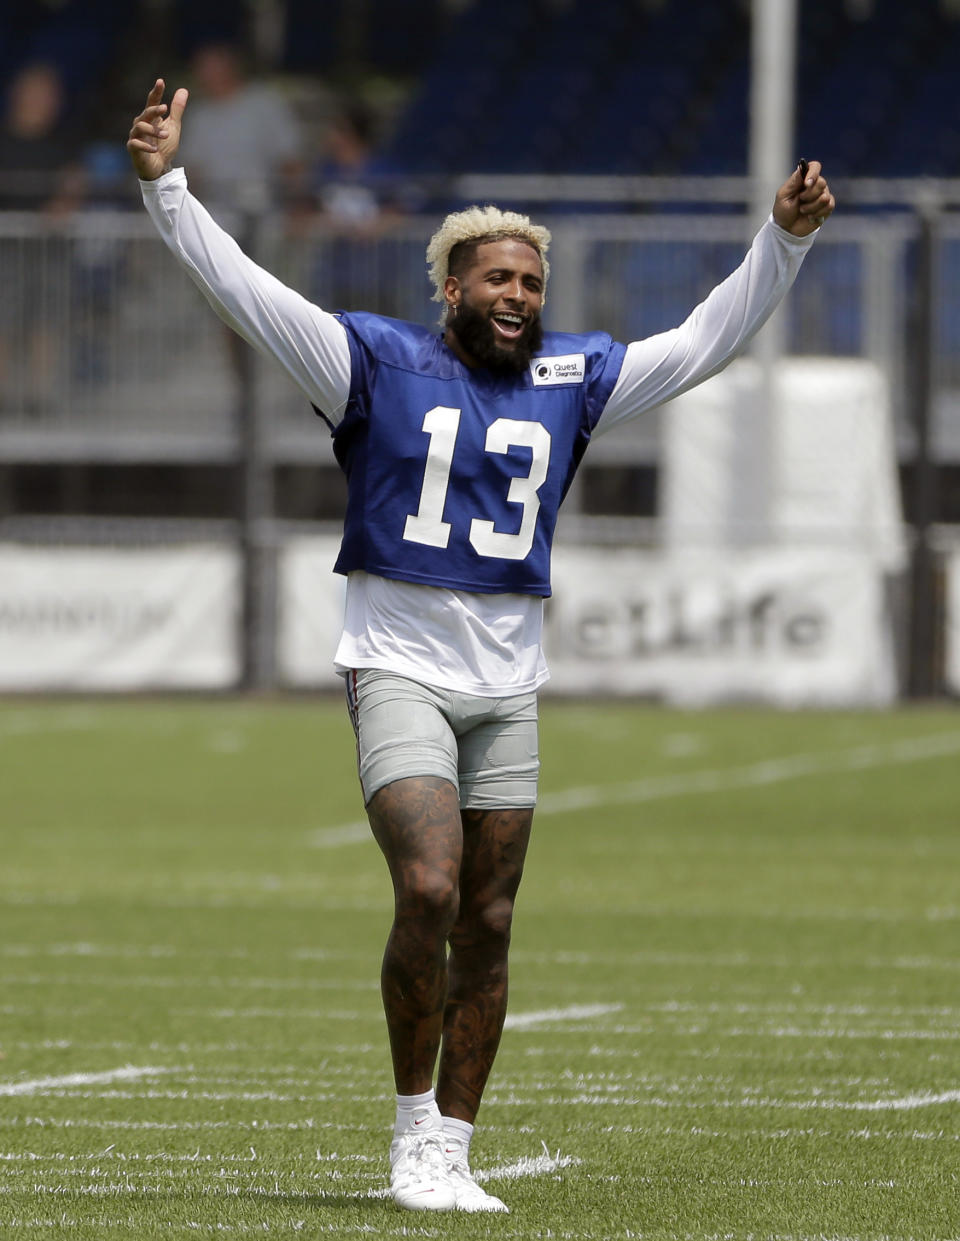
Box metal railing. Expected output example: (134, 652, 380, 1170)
(0, 203, 936, 461)
(1, 177, 958, 693)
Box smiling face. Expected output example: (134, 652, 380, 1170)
(443, 238, 545, 374)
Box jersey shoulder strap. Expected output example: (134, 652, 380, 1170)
(337, 311, 459, 390)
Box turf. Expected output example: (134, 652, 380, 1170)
(2, 697, 959, 1239)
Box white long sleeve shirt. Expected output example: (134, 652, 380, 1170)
(141, 169, 816, 695)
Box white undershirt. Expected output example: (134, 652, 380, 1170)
(141, 170, 816, 696)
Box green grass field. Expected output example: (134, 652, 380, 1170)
(2, 697, 960, 1239)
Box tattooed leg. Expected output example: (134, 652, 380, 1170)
(436, 807, 534, 1123)
(367, 776, 464, 1096)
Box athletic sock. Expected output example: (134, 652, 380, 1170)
(441, 1115, 474, 1158)
(394, 1088, 442, 1138)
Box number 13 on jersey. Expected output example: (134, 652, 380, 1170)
(403, 405, 552, 562)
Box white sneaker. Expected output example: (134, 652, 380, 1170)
(389, 1126, 456, 1211)
(443, 1135, 509, 1213)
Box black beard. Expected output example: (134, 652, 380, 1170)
(449, 302, 543, 375)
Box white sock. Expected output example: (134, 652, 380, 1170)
(394, 1088, 442, 1138)
(441, 1115, 474, 1160)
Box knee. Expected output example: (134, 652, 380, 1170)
(396, 869, 460, 932)
(453, 894, 516, 953)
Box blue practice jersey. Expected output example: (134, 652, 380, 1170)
(325, 312, 627, 597)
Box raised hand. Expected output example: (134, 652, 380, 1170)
(772, 159, 835, 237)
(127, 78, 189, 181)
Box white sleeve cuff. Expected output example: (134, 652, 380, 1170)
(767, 213, 818, 251)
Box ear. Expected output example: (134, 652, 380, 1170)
(443, 275, 461, 309)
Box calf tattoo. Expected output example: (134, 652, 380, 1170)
(438, 806, 533, 1122)
(367, 781, 534, 1116)
(368, 777, 462, 1095)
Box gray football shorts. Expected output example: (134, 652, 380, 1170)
(344, 668, 540, 810)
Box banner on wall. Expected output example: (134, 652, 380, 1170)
(544, 545, 898, 706)
(277, 535, 347, 689)
(0, 539, 901, 702)
(0, 543, 240, 690)
(276, 537, 900, 706)
(946, 550, 960, 696)
(662, 357, 906, 570)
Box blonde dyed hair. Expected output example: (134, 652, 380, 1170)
(426, 204, 551, 312)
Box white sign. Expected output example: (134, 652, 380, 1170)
(0, 543, 240, 690)
(946, 551, 960, 696)
(544, 546, 899, 706)
(275, 537, 899, 706)
(662, 358, 906, 570)
(277, 536, 346, 688)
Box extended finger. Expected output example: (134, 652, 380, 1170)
(168, 87, 189, 121)
(147, 78, 165, 105)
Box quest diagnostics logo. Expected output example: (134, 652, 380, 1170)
(531, 353, 586, 386)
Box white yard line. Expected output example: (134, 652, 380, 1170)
(2, 943, 373, 963)
(504, 1002, 624, 1030)
(0, 972, 377, 993)
(0, 1088, 387, 1104)
(800, 1088, 960, 1112)
(678, 1088, 960, 1113)
(0, 1003, 366, 1021)
(0, 708, 102, 737)
(648, 999, 960, 1016)
(1, 1227, 949, 1241)
(0, 1117, 382, 1134)
(0, 1066, 179, 1097)
(537, 730, 960, 816)
(725, 1025, 960, 1041)
(1, 943, 177, 960)
(307, 731, 960, 845)
(307, 823, 372, 848)
(173, 1007, 363, 1020)
(9, 1039, 376, 1057)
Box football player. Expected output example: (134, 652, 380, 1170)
(129, 79, 834, 1213)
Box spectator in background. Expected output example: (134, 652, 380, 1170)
(177, 40, 307, 393)
(0, 62, 83, 414)
(311, 100, 419, 317)
(315, 102, 387, 232)
(178, 40, 305, 222)
(0, 61, 80, 210)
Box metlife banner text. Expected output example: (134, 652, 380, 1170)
(276, 537, 899, 706)
(0, 539, 900, 701)
(543, 546, 899, 706)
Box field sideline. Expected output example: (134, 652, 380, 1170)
(2, 697, 959, 1239)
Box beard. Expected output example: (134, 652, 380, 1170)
(449, 302, 544, 375)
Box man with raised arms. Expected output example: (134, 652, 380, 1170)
(128, 79, 834, 1214)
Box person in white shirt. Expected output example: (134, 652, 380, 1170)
(179, 41, 303, 219)
(128, 79, 834, 1215)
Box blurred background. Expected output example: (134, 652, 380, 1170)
(1, 0, 959, 703)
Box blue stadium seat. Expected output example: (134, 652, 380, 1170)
(379, 0, 960, 178)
